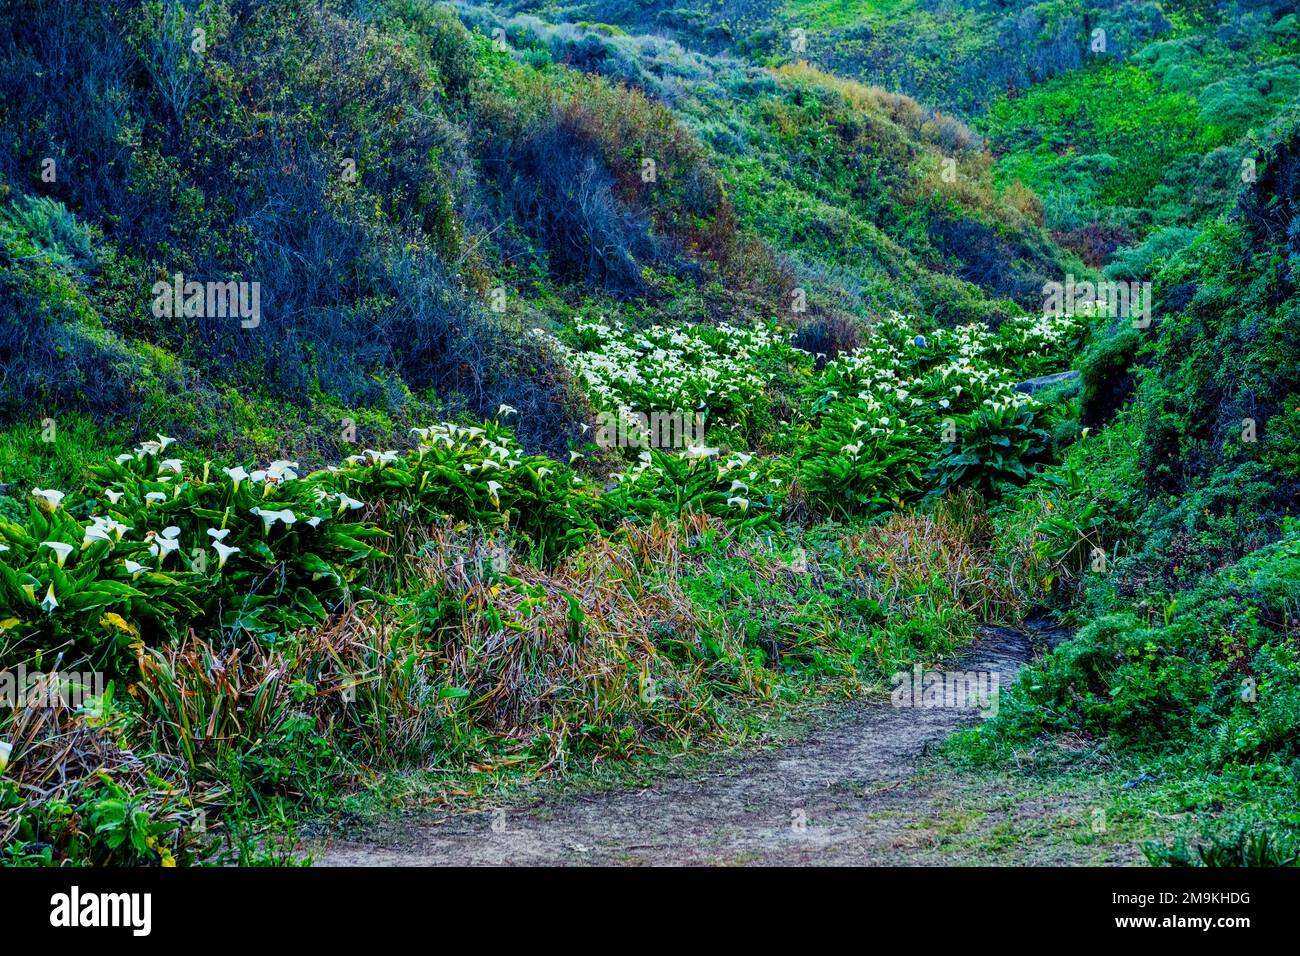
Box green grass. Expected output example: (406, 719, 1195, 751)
(781, 0, 915, 32)
(0, 415, 128, 505)
(983, 63, 1222, 223)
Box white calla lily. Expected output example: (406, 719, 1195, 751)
(251, 507, 297, 532)
(267, 460, 299, 481)
(336, 493, 364, 514)
(212, 542, 240, 570)
(41, 541, 74, 567)
(32, 488, 65, 509)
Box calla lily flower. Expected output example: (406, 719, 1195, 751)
(212, 542, 240, 570)
(267, 460, 299, 481)
(124, 560, 148, 575)
(497, 404, 518, 417)
(82, 525, 113, 548)
(41, 583, 58, 613)
(88, 516, 129, 541)
(105, 489, 124, 504)
(207, 528, 231, 541)
(32, 488, 65, 509)
(149, 536, 180, 563)
(41, 541, 74, 567)
(223, 466, 250, 488)
(726, 496, 750, 512)
(685, 445, 719, 458)
(251, 507, 297, 531)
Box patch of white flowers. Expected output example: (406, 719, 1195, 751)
(2, 419, 555, 610)
(539, 317, 790, 425)
(816, 311, 1065, 427)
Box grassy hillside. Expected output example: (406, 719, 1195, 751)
(1, 0, 1297, 867)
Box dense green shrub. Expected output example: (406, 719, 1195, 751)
(1103, 226, 1198, 282)
(927, 403, 1049, 499)
(1079, 326, 1143, 426)
(991, 525, 1300, 756)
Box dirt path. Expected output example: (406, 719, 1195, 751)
(314, 622, 1135, 865)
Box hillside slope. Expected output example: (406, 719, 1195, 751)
(0, 0, 1071, 483)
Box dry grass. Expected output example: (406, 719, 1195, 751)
(773, 62, 980, 154)
(841, 493, 1029, 625)
(0, 679, 192, 856)
(410, 512, 786, 769)
(134, 605, 432, 780)
(772, 62, 1046, 234)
